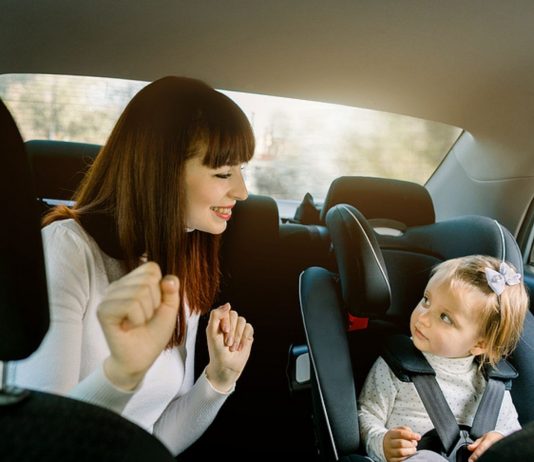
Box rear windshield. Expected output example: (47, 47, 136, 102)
(0, 73, 462, 203)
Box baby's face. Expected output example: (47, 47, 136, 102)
(410, 280, 487, 358)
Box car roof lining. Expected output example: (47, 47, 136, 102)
(3, 1, 534, 133)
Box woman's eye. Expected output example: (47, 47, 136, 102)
(440, 313, 453, 325)
(215, 173, 232, 179)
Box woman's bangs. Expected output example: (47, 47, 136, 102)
(203, 122, 255, 168)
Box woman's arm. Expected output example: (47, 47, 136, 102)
(152, 368, 232, 455)
(15, 223, 180, 414)
(152, 303, 254, 455)
(15, 223, 91, 393)
(15, 224, 136, 412)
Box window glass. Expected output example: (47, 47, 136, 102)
(0, 74, 145, 144)
(528, 237, 534, 267)
(0, 73, 461, 204)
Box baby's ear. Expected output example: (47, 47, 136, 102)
(469, 339, 487, 356)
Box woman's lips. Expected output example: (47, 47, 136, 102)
(211, 206, 233, 220)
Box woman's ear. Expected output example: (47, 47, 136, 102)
(469, 339, 487, 356)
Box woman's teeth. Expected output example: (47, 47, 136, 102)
(211, 207, 231, 214)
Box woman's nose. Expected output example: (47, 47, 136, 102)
(231, 171, 248, 201)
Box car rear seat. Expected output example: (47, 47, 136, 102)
(23, 139, 323, 460)
(320, 175, 435, 229)
(181, 193, 322, 460)
(25, 139, 99, 211)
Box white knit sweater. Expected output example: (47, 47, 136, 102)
(14, 219, 231, 456)
(358, 352, 521, 462)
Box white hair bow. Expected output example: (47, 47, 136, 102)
(484, 262, 522, 296)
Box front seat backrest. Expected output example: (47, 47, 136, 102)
(0, 99, 175, 461)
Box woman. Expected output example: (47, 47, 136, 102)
(15, 76, 255, 455)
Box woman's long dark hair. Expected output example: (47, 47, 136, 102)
(43, 76, 255, 345)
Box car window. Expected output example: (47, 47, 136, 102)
(0, 73, 461, 206)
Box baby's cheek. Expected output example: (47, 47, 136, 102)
(433, 334, 452, 356)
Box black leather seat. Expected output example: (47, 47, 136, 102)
(25, 139, 100, 211)
(300, 202, 534, 461)
(474, 420, 534, 461)
(0, 99, 174, 461)
(320, 175, 435, 228)
(180, 193, 320, 460)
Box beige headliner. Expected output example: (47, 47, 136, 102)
(2, 0, 534, 178)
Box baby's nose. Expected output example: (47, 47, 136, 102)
(418, 311, 431, 325)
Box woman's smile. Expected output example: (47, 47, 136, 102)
(210, 205, 234, 220)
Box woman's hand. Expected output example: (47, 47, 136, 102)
(205, 303, 254, 392)
(97, 262, 180, 391)
(383, 426, 421, 462)
(467, 431, 504, 462)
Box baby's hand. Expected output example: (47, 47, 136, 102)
(383, 426, 421, 462)
(467, 431, 504, 462)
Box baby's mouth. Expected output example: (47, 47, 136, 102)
(414, 327, 427, 340)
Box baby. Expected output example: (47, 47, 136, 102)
(358, 255, 529, 462)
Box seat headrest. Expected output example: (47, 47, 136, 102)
(320, 176, 435, 227)
(326, 204, 391, 317)
(25, 140, 100, 201)
(0, 101, 50, 360)
(221, 193, 280, 255)
(370, 214, 523, 322)
(396, 215, 524, 271)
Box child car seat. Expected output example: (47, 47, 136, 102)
(299, 203, 534, 461)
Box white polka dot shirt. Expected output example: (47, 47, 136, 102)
(358, 351, 521, 462)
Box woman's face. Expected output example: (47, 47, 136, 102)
(184, 155, 248, 234)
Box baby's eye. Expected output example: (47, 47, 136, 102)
(421, 295, 430, 307)
(440, 313, 453, 325)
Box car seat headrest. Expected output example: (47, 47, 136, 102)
(25, 140, 100, 202)
(395, 215, 524, 271)
(221, 193, 280, 255)
(326, 204, 391, 317)
(320, 176, 435, 227)
(0, 101, 50, 361)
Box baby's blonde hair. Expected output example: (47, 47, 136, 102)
(430, 255, 529, 367)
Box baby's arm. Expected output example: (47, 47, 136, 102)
(466, 431, 504, 462)
(383, 426, 421, 462)
(359, 357, 418, 461)
(494, 390, 521, 436)
(465, 389, 522, 462)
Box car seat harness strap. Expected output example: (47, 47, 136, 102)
(411, 374, 460, 453)
(381, 335, 517, 462)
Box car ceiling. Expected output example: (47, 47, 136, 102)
(2, 1, 534, 173)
